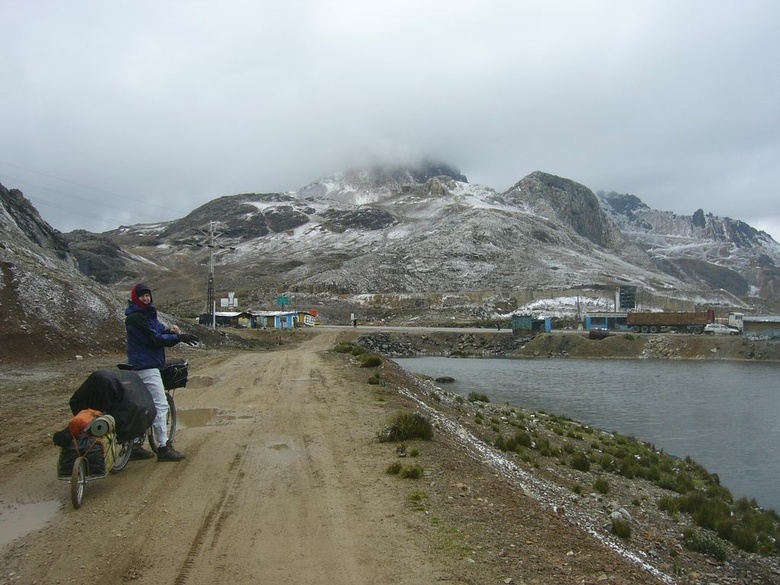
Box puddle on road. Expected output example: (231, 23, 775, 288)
(265, 440, 300, 463)
(0, 500, 61, 549)
(185, 375, 217, 389)
(176, 408, 252, 429)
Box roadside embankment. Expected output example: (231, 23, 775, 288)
(356, 330, 780, 361)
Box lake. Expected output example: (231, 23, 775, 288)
(394, 356, 780, 512)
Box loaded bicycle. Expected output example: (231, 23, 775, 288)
(55, 359, 188, 509)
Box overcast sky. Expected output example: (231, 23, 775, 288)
(1, 1, 779, 241)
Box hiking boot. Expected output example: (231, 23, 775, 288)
(130, 445, 155, 460)
(157, 442, 186, 462)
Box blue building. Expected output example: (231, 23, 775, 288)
(584, 312, 627, 331)
(511, 314, 552, 334)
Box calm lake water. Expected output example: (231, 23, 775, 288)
(394, 357, 780, 512)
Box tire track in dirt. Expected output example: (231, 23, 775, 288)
(173, 446, 250, 585)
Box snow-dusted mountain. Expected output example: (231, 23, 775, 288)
(0, 183, 126, 362)
(74, 162, 780, 321)
(599, 191, 780, 300)
(2, 161, 779, 337)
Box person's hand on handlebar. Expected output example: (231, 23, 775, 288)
(179, 333, 199, 346)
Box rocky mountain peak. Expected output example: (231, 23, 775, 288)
(600, 192, 775, 251)
(0, 182, 71, 260)
(500, 171, 622, 249)
(294, 160, 467, 205)
(599, 191, 780, 299)
(599, 192, 651, 218)
(347, 159, 468, 187)
(692, 208, 706, 229)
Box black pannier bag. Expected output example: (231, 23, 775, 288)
(160, 359, 188, 390)
(57, 435, 106, 477)
(69, 370, 157, 442)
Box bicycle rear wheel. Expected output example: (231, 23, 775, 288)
(71, 456, 87, 509)
(148, 392, 177, 453)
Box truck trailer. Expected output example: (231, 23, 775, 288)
(625, 310, 713, 334)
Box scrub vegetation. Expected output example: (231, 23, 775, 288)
(385, 350, 780, 558)
(334, 335, 780, 582)
(377, 411, 434, 443)
(489, 407, 780, 556)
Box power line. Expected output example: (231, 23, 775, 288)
(0, 173, 169, 228)
(0, 171, 158, 222)
(0, 158, 188, 223)
(0, 158, 127, 196)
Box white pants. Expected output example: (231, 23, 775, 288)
(137, 368, 168, 448)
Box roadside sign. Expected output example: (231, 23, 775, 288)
(277, 295, 289, 307)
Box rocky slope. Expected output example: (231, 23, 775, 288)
(0, 185, 125, 362)
(600, 191, 780, 299)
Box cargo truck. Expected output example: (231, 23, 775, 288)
(728, 312, 744, 331)
(625, 310, 713, 334)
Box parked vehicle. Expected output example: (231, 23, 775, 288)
(625, 310, 713, 334)
(588, 327, 611, 339)
(703, 323, 740, 335)
(727, 312, 744, 331)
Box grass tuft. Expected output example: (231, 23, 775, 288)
(399, 464, 424, 479)
(467, 392, 490, 403)
(683, 528, 728, 561)
(611, 517, 632, 539)
(359, 354, 382, 368)
(594, 477, 610, 495)
(378, 411, 434, 442)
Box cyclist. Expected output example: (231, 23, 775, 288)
(125, 282, 198, 462)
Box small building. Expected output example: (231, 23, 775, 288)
(199, 309, 317, 329)
(251, 310, 315, 329)
(742, 315, 780, 340)
(198, 311, 253, 328)
(271, 311, 297, 329)
(585, 312, 628, 331)
(297, 311, 317, 327)
(250, 311, 291, 329)
(511, 314, 552, 334)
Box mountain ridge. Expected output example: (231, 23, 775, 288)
(1, 163, 779, 360)
(91, 165, 777, 304)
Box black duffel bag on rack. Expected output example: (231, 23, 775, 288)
(68, 369, 157, 442)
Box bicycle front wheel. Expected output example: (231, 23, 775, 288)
(148, 392, 177, 453)
(71, 456, 87, 509)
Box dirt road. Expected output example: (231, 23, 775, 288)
(1, 330, 463, 584)
(2, 329, 779, 584)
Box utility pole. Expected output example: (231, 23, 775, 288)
(207, 221, 216, 327)
(196, 221, 220, 328)
(195, 221, 235, 328)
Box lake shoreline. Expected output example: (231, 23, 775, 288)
(356, 330, 780, 361)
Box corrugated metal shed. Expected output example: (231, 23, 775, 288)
(743, 315, 780, 339)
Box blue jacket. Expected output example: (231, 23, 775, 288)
(125, 301, 180, 370)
